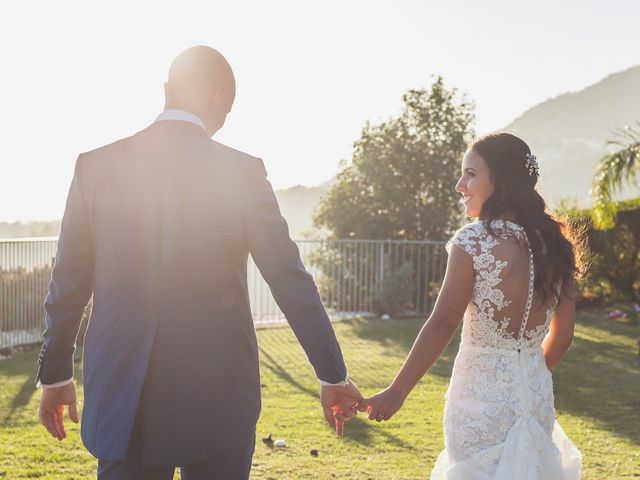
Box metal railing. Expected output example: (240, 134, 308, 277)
(0, 238, 447, 349)
(251, 240, 448, 324)
(0, 238, 58, 349)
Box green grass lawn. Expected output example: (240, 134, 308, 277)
(1, 305, 638, 479)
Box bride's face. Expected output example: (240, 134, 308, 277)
(455, 149, 495, 218)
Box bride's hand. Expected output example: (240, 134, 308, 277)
(358, 386, 407, 422)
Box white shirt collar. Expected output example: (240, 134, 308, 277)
(155, 109, 206, 131)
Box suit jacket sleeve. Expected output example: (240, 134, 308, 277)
(36, 155, 95, 385)
(246, 158, 347, 384)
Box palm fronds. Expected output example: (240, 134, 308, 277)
(591, 123, 640, 229)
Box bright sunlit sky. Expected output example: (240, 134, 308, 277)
(1, 0, 639, 221)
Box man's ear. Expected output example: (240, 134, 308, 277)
(209, 84, 234, 112)
(208, 84, 225, 107)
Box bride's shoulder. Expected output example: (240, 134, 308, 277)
(450, 221, 487, 240)
(446, 221, 487, 255)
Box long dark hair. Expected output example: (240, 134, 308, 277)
(470, 132, 583, 304)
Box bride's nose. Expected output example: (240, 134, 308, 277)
(455, 177, 465, 193)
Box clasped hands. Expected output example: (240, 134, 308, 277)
(321, 382, 408, 436)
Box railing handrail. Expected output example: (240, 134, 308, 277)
(296, 239, 447, 245)
(1, 237, 447, 245)
(0, 237, 59, 243)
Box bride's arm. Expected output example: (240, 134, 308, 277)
(360, 245, 474, 421)
(541, 287, 576, 370)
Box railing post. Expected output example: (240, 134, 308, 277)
(378, 242, 385, 283)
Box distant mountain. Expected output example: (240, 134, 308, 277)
(274, 178, 334, 239)
(503, 65, 640, 207)
(0, 183, 332, 240)
(0, 221, 60, 239)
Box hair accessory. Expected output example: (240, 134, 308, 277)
(525, 153, 538, 178)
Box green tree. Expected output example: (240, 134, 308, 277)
(314, 77, 475, 241)
(591, 124, 640, 230)
(309, 79, 473, 316)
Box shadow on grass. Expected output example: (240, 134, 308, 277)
(2, 375, 36, 426)
(346, 317, 459, 381)
(258, 344, 416, 451)
(553, 333, 640, 446)
(259, 346, 318, 399)
(340, 415, 418, 451)
(0, 350, 39, 426)
(0, 349, 85, 427)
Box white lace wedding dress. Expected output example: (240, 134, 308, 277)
(431, 220, 582, 479)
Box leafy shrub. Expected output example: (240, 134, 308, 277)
(559, 197, 640, 305)
(372, 262, 414, 317)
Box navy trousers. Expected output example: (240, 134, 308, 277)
(97, 430, 256, 480)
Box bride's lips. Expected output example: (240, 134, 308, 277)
(461, 195, 472, 204)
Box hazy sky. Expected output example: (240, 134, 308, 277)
(1, 0, 639, 221)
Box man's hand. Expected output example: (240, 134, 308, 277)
(38, 382, 79, 440)
(320, 381, 362, 437)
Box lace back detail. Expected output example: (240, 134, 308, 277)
(515, 231, 535, 352)
(446, 220, 556, 350)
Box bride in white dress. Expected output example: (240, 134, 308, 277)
(360, 132, 583, 479)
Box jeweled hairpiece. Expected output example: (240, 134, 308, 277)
(525, 153, 538, 178)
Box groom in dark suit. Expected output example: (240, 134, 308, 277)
(36, 46, 362, 479)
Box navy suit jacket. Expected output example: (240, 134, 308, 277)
(36, 120, 347, 465)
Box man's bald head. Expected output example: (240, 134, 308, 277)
(164, 46, 236, 136)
